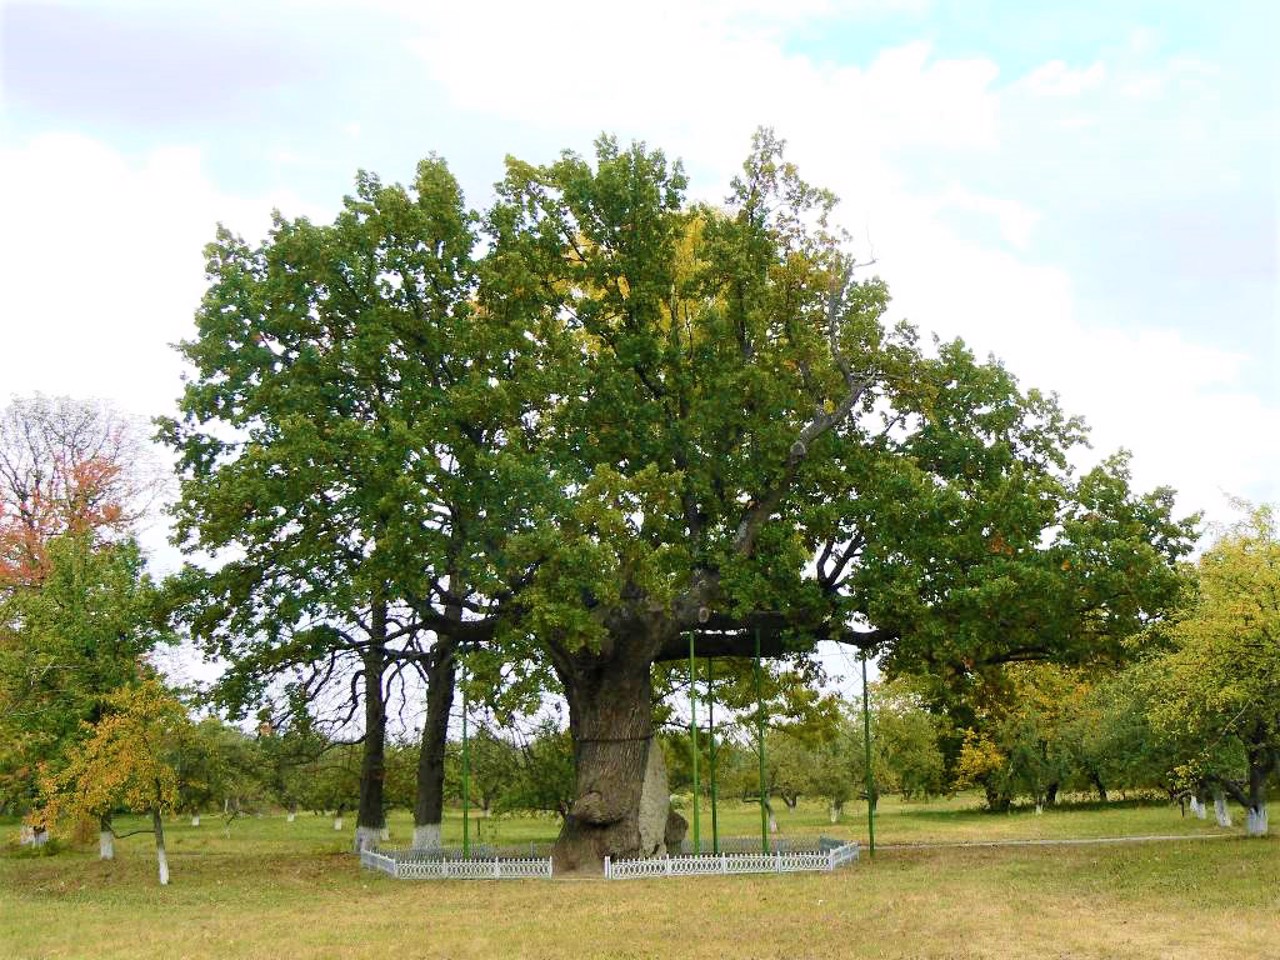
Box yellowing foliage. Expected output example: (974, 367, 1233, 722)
(37, 679, 188, 833)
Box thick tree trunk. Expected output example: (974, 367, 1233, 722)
(1244, 734, 1271, 837)
(355, 598, 388, 854)
(552, 638, 658, 874)
(152, 809, 170, 886)
(413, 642, 456, 850)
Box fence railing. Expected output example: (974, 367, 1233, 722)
(389, 842, 555, 861)
(604, 838, 859, 880)
(678, 837, 794, 855)
(361, 847, 553, 880)
(362, 837, 858, 882)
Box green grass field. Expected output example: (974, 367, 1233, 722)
(3, 795, 1276, 959)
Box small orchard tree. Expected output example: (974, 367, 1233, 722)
(1146, 504, 1280, 836)
(497, 720, 576, 821)
(38, 679, 189, 882)
(0, 533, 169, 831)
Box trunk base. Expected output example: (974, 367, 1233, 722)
(1213, 793, 1233, 828)
(412, 823, 442, 850)
(1246, 806, 1268, 837)
(99, 831, 114, 860)
(354, 825, 381, 852)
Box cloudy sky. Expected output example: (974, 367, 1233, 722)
(2, 0, 1277, 561)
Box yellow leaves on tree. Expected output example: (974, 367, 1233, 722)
(37, 679, 188, 832)
(953, 728, 1006, 790)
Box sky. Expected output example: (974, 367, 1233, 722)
(2, 0, 1277, 565)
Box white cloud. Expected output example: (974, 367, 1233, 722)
(1021, 60, 1106, 97)
(0, 132, 321, 421)
(869, 195, 1280, 525)
(404, 3, 999, 174)
(3, 5, 1274, 546)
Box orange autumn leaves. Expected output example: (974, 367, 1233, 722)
(0, 453, 130, 586)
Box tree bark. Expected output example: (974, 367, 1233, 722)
(355, 596, 388, 853)
(152, 808, 170, 886)
(413, 641, 456, 850)
(99, 815, 114, 861)
(551, 634, 659, 874)
(1212, 788, 1233, 828)
(1244, 730, 1271, 837)
(1089, 772, 1108, 803)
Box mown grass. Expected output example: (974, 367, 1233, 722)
(2, 795, 1276, 959)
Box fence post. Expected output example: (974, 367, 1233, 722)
(721, 852, 728, 875)
(666, 856, 673, 877)
(828, 849, 835, 871)
(775, 851, 782, 873)
(603, 855, 611, 880)
(494, 858, 500, 879)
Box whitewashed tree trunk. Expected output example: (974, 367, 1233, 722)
(333, 816, 344, 831)
(152, 809, 170, 886)
(768, 814, 778, 833)
(1213, 791, 1232, 828)
(379, 826, 389, 841)
(1034, 803, 1044, 816)
(99, 831, 115, 860)
(191, 814, 200, 827)
(412, 823, 442, 850)
(286, 811, 296, 823)
(1245, 805, 1268, 837)
(1189, 797, 1206, 819)
(354, 825, 381, 852)
(828, 802, 842, 824)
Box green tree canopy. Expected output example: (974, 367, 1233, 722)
(165, 130, 1196, 870)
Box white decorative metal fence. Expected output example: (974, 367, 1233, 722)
(604, 839, 859, 880)
(360, 847, 553, 880)
(362, 838, 857, 881)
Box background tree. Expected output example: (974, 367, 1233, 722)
(0, 396, 168, 826)
(875, 682, 949, 801)
(159, 154, 535, 853)
(0, 533, 169, 827)
(1, 395, 160, 583)
(1144, 504, 1280, 835)
(496, 719, 576, 821)
(37, 678, 189, 883)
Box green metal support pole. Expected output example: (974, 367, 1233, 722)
(755, 625, 768, 854)
(689, 631, 700, 855)
(462, 664, 471, 858)
(861, 649, 875, 859)
(707, 657, 719, 855)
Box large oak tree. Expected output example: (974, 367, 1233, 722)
(167, 132, 1194, 872)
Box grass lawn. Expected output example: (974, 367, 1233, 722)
(2, 795, 1276, 959)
